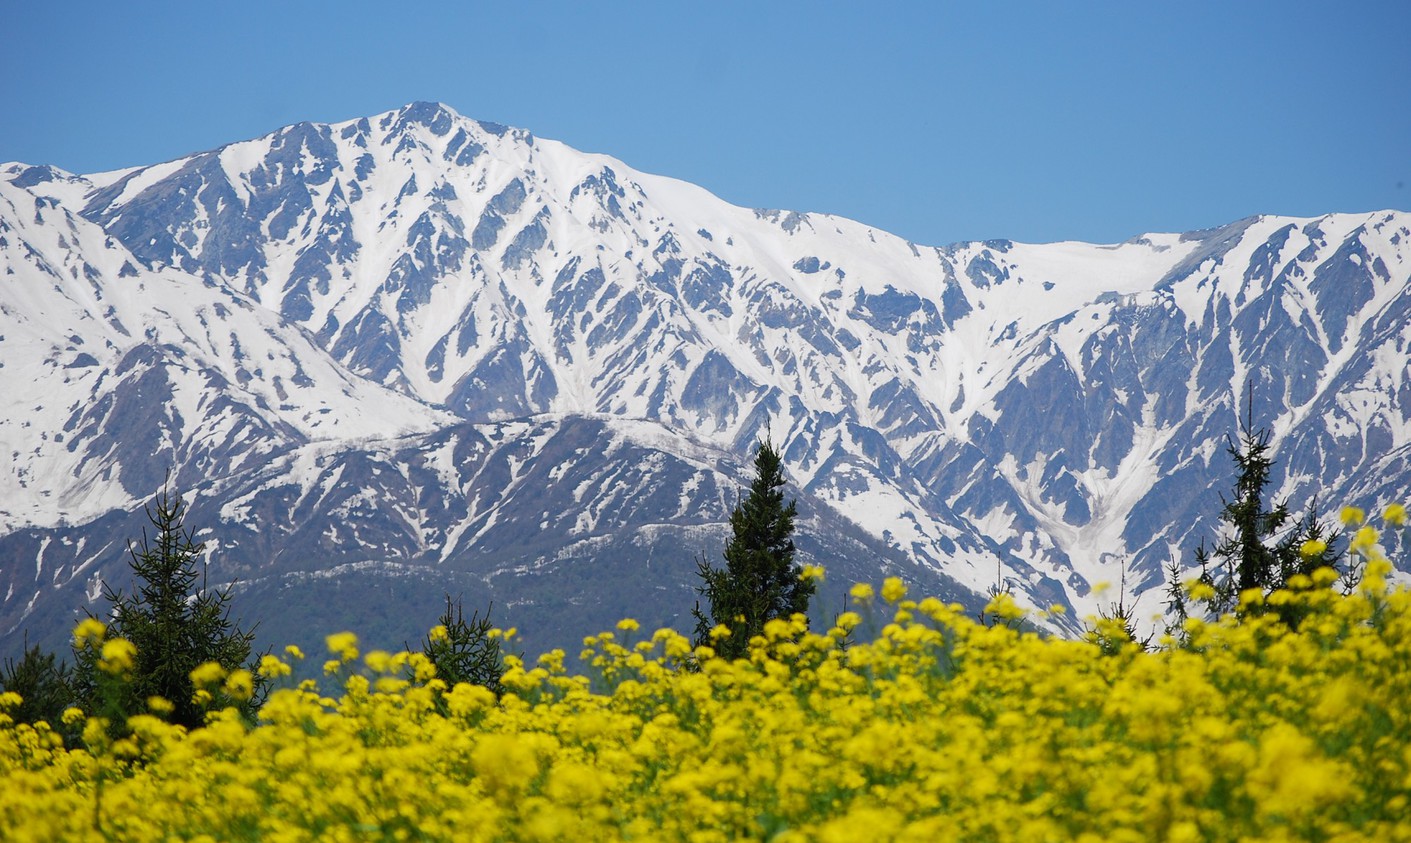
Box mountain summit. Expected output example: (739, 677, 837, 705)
(2, 102, 1408, 654)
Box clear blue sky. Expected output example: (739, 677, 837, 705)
(3, 1, 1407, 246)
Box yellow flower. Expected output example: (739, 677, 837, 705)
(428, 624, 449, 643)
(81, 716, 110, 747)
(616, 618, 640, 633)
(72, 617, 106, 648)
(1340, 505, 1366, 526)
(407, 652, 437, 683)
(0, 691, 21, 711)
(1350, 525, 1380, 555)
(849, 583, 874, 602)
(190, 661, 227, 688)
(147, 695, 174, 715)
(364, 650, 393, 674)
(223, 669, 255, 702)
(983, 592, 1025, 621)
(1385, 502, 1407, 527)
(800, 564, 826, 583)
(325, 631, 359, 662)
(1300, 538, 1328, 558)
(1312, 565, 1340, 587)
(1187, 580, 1217, 602)
(98, 637, 137, 676)
(880, 577, 907, 603)
(9, 547, 1411, 839)
(60, 706, 85, 726)
(445, 682, 497, 718)
(258, 654, 292, 680)
(284, 644, 305, 660)
(470, 733, 540, 794)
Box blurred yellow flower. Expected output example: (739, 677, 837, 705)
(72, 617, 106, 648)
(1300, 538, 1328, 558)
(4, 555, 1411, 842)
(258, 654, 291, 680)
(190, 661, 227, 687)
(1188, 581, 1217, 602)
(98, 638, 136, 676)
(1350, 525, 1380, 554)
(223, 669, 255, 702)
(325, 631, 358, 662)
(363, 650, 392, 674)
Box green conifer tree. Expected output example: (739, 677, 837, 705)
(74, 486, 262, 729)
(1170, 400, 1340, 625)
(693, 439, 814, 659)
(0, 642, 74, 732)
(421, 595, 504, 697)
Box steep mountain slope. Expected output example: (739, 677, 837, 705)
(1, 102, 1407, 656)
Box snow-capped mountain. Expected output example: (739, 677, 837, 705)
(2, 102, 1408, 656)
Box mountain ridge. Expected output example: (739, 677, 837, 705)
(2, 101, 1407, 656)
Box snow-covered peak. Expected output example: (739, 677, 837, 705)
(1, 103, 1408, 652)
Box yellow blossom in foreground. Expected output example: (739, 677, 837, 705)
(1350, 525, 1380, 555)
(1340, 505, 1366, 526)
(983, 591, 1025, 621)
(189, 661, 226, 688)
(98, 638, 137, 676)
(1187, 580, 1217, 602)
(3, 534, 1410, 842)
(325, 631, 359, 662)
(257, 654, 291, 680)
(72, 617, 106, 648)
(222, 670, 255, 702)
(1385, 502, 1407, 527)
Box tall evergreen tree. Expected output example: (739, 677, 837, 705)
(1170, 401, 1340, 624)
(693, 439, 814, 658)
(74, 486, 262, 729)
(421, 595, 504, 697)
(0, 642, 74, 731)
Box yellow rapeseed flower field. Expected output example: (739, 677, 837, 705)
(2, 525, 1410, 840)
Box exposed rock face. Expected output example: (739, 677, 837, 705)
(2, 102, 1408, 656)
